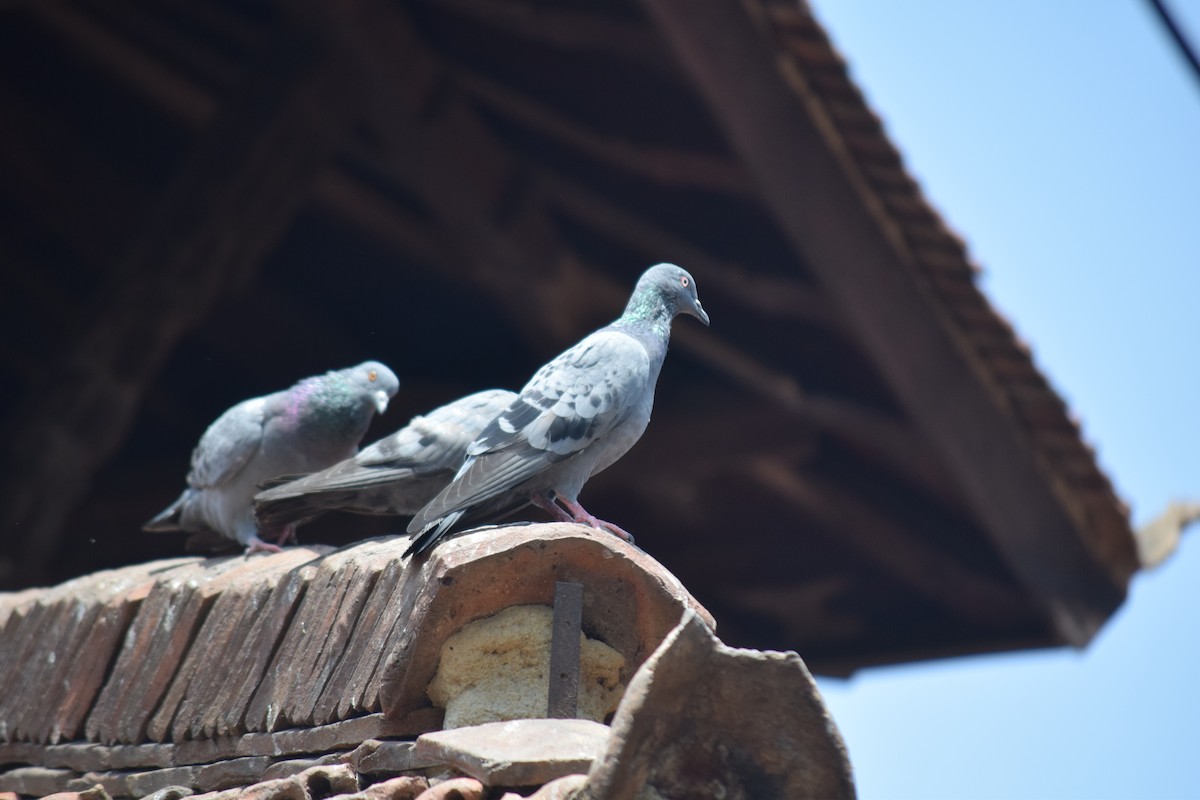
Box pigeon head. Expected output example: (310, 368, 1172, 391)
(624, 263, 710, 329)
(339, 360, 400, 414)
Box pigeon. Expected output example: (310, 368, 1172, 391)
(404, 263, 709, 558)
(144, 361, 400, 553)
(252, 388, 518, 531)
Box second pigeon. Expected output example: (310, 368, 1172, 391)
(144, 361, 400, 553)
(253, 388, 517, 532)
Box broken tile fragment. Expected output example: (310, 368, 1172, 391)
(415, 718, 608, 788)
(579, 611, 856, 800)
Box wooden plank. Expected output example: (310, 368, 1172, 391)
(539, 171, 838, 328)
(641, 0, 1132, 641)
(420, 0, 668, 71)
(456, 69, 751, 196)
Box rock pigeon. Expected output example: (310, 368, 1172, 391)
(144, 361, 400, 553)
(404, 263, 709, 558)
(252, 388, 517, 531)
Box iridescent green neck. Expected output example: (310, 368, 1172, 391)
(617, 287, 673, 338)
(290, 375, 364, 434)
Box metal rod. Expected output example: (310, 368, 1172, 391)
(547, 581, 583, 719)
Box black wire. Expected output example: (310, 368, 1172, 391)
(1147, 0, 1200, 87)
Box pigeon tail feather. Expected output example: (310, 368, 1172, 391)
(142, 494, 186, 532)
(403, 510, 465, 558)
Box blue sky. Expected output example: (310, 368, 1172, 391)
(806, 2, 1200, 798)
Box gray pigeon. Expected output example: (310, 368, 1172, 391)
(404, 263, 709, 557)
(144, 361, 400, 553)
(252, 388, 518, 530)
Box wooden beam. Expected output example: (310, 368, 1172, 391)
(312, 170, 452, 273)
(26, 1, 467, 286)
(31, 0, 215, 124)
(0, 32, 348, 587)
(539, 170, 840, 329)
(455, 68, 752, 196)
(68, 0, 243, 89)
(418, 0, 671, 71)
(617, 402, 821, 475)
(0, 82, 143, 264)
(747, 461, 1029, 630)
(288, 0, 605, 349)
(803, 396, 965, 514)
(642, 0, 1125, 642)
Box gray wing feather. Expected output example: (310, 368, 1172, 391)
(408, 330, 650, 533)
(253, 389, 514, 525)
(358, 389, 515, 469)
(187, 397, 268, 489)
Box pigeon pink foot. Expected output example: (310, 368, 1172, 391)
(555, 495, 635, 543)
(244, 535, 283, 555)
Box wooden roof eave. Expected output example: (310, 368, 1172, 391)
(640, 0, 1130, 645)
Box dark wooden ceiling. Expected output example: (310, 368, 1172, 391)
(0, 0, 1138, 675)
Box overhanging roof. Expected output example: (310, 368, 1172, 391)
(0, 0, 1138, 673)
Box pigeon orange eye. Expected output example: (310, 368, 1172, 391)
(680, 276, 690, 288)
(368, 369, 378, 382)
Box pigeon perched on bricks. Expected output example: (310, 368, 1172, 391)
(252, 388, 518, 531)
(144, 361, 399, 553)
(404, 263, 709, 558)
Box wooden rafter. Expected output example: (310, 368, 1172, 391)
(454, 68, 752, 195)
(0, 30, 348, 586)
(747, 461, 1028, 629)
(31, 0, 216, 124)
(642, 0, 1126, 643)
(415, 0, 671, 71)
(538, 170, 840, 329)
(0, 82, 141, 264)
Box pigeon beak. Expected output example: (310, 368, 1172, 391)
(373, 390, 390, 415)
(690, 299, 710, 327)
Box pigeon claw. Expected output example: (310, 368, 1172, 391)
(244, 535, 284, 555)
(271, 524, 298, 547)
(554, 495, 635, 544)
(597, 520, 636, 544)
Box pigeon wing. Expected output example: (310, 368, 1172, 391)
(407, 330, 650, 533)
(186, 397, 268, 490)
(357, 389, 516, 471)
